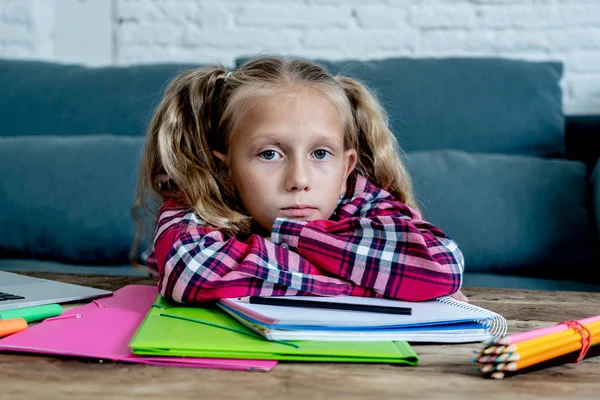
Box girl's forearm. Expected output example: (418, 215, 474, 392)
(272, 216, 464, 301)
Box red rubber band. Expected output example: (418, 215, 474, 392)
(559, 320, 592, 363)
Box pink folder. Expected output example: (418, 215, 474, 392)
(0, 285, 277, 371)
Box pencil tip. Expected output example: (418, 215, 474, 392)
(490, 371, 505, 380)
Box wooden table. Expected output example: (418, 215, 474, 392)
(1, 273, 599, 400)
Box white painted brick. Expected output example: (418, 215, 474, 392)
(117, 44, 236, 66)
(54, 0, 112, 66)
(568, 52, 600, 74)
(470, 0, 544, 3)
(118, 23, 185, 45)
(567, 75, 600, 114)
(2, 0, 600, 115)
(489, 30, 550, 52)
(570, 76, 600, 100)
(117, 1, 164, 22)
(236, 4, 352, 29)
(546, 28, 600, 52)
(418, 29, 549, 54)
(303, 29, 416, 53)
(29, 0, 55, 59)
(410, 4, 477, 29)
(193, 3, 231, 28)
(308, 0, 388, 4)
(563, 98, 600, 116)
(284, 47, 349, 61)
(479, 4, 600, 29)
(117, 0, 200, 23)
(0, 22, 31, 44)
(354, 6, 408, 29)
(417, 30, 484, 54)
(181, 28, 300, 51)
(0, 42, 33, 57)
(0, 0, 30, 23)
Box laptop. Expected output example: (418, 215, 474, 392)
(0, 271, 112, 311)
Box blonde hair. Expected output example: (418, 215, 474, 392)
(131, 56, 418, 263)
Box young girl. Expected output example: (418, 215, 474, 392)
(132, 56, 466, 305)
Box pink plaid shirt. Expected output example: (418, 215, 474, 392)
(146, 173, 464, 303)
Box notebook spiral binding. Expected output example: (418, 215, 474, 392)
(436, 297, 508, 338)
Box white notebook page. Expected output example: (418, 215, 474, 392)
(222, 296, 496, 328)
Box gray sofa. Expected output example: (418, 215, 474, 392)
(1, 57, 599, 291)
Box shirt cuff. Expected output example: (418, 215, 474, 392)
(271, 218, 309, 250)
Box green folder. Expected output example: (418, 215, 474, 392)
(129, 295, 419, 365)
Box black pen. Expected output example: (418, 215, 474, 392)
(243, 297, 412, 315)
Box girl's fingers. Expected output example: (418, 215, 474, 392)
(451, 290, 469, 303)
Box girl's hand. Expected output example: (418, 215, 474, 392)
(450, 290, 468, 303)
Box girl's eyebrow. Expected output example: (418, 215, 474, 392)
(249, 133, 342, 147)
(248, 134, 281, 145)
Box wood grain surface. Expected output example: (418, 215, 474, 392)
(1, 272, 599, 400)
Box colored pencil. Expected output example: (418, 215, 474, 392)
(507, 323, 600, 361)
(496, 315, 600, 345)
(474, 319, 600, 358)
(504, 330, 600, 372)
(489, 371, 505, 380)
(475, 315, 600, 379)
(491, 344, 600, 379)
(496, 321, 600, 359)
(480, 331, 599, 368)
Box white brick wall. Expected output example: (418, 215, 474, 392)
(1, 0, 599, 114)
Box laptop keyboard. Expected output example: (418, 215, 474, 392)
(0, 292, 25, 301)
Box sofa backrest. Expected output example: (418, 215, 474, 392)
(1, 58, 564, 158)
(0, 60, 202, 137)
(237, 57, 565, 157)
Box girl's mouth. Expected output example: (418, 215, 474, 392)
(280, 207, 317, 218)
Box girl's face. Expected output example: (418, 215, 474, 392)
(213, 87, 357, 232)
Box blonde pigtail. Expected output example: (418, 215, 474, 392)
(335, 76, 419, 212)
(130, 66, 252, 266)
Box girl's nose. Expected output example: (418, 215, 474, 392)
(284, 158, 310, 192)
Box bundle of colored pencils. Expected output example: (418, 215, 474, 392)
(474, 315, 600, 379)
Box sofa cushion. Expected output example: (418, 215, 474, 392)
(0, 135, 145, 264)
(0, 259, 149, 277)
(0, 60, 203, 137)
(237, 56, 564, 157)
(404, 150, 598, 280)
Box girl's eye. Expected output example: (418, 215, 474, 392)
(313, 149, 331, 160)
(259, 150, 281, 160)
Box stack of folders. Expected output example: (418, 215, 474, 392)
(0, 286, 279, 371)
(128, 294, 419, 365)
(215, 295, 507, 343)
(474, 315, 600, 379)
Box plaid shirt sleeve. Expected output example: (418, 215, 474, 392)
(148, 200, 355, 304)
(271, 174, 464, 301)
(147, 174, 464, 303)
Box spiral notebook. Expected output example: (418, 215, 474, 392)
(218, 295, 507, 343)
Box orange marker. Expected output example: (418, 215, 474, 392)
(0, 318, 28, 338)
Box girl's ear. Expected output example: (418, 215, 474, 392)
(340, 149, 358, 196)
(212, 150, 228, 165)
